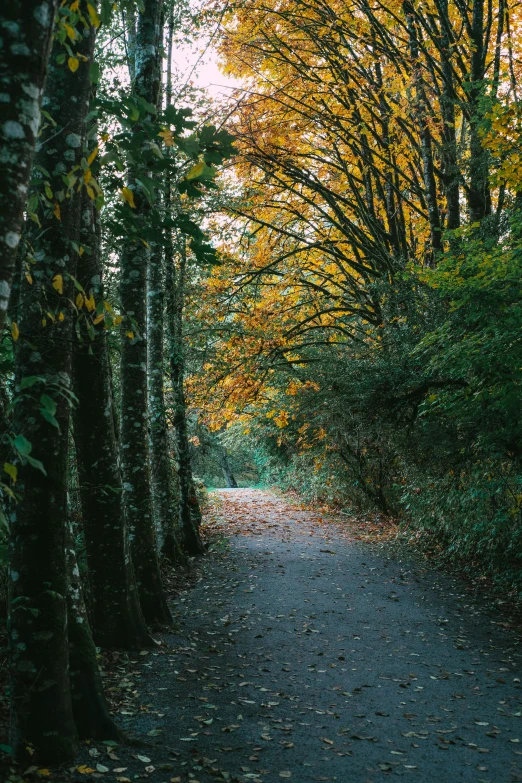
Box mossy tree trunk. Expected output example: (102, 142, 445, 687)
(9, 4, 98, 763)
(73, 193, 153, 649)
(0, 0, 58, 329)
(119, 0, 171, 627)
(147, 241, 181, 559)
(436, 0, 461, 232)
(468, 0, 491, 223)
(404, 1, 441, 260)
(166, 240, 204, 555)
(147, 7, 185, 565)
(66, 521, 121, 740)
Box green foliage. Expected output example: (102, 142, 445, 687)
(231, 208, 522, 586)
(188, 420, 259, 488)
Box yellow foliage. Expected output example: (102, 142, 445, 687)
(274, 410, 289, 428)
(52, 274, 63, 295)
(87, 2, 100, 27)
(121, 187, 136, 208)
(186, 161, 206, 180)
(158, 129, 174, 146)
(185, 0, 520, 435)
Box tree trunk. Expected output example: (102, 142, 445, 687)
(374, 56, 405, 262)
(468, 0, 490, 223)
(436, 0, 461, 232)
(122, 4, 137, 85)
(219, 446, 238, 489)
(9, 5, 96, 762)
(148, 241, 183, 560)
(0, 0, 58, 330)
(166, 242, 204, 555)
(119, 0, 171, 627)
(404, 2, 442, 259)
(73, 194, 153, 649)
(147, 6, 185, 565)
(66, 521, 121, 740)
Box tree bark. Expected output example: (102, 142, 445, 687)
(468, 0, 490, 223)
(147, 6, 185, 565)
(435, 0, 461, 232)
(9, 5, 95, 762)
(73, 194, 153, 649)
(404, 2, 442, 259)
(119, 0, 171, 627)
(166, 241, 204, 555)
(66, 521, 121, 740)
(219, 446, 238, 488)
(147, 242, 181, 557)
(0, 0, 58, 331)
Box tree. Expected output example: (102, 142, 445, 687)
(166, 236, 205, 555)
(118, 0, 172, 627)
(9, 1, 106, 761)
(73, 188, 153, 649)
(147, 7, 183, 563)
(66, 521, 120, 740)
(0, 0, 58, 331)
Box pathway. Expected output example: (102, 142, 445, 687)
(80, 489, 522, 783)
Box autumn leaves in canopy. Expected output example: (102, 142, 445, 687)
(192, 0, 520, 419)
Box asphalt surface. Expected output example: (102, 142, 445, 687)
(75, 489, 522, 783)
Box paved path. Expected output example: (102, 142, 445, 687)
(93, 489, 522, 783)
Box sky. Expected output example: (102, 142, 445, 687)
(171, 31, 244, 104)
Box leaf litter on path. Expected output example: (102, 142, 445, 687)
(48, 488, 522, 783)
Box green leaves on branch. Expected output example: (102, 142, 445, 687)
(40, 394, 59, 431)
(5, 434, 46, 478)
(95, 95, 235, 254)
